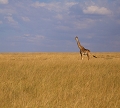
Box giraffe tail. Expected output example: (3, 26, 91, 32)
(89, 52, 97, 58)
(93, 55, 97, 58)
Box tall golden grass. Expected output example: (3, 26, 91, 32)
(0, 52, 120, 108)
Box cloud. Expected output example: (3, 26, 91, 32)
(22, 17, 30, 22)
(0, 9, 15, 14)
(83, 6, 112, 15)
(22, 34, 45, 43)
(4, 16, 18, 25)
(32, 2, 46, 7)
(55, 14, 63, 20)
(73, 19, 96, 29)
(32, 1, 78, 12)
(32, 1, 60, 11)
(24, 34, 30, 37)
(0, 0, 8, 4)
(0, 21, 2, 24)
(66, 2, 78, 7)
(117, 20, 120, 24)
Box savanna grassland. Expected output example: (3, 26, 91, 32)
(0, 52, 120, 108)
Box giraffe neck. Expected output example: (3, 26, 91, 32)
(76, 39, 84, 50)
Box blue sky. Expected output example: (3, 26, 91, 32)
(0, 0, 120, 52)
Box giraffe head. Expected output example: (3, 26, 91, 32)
(75, 36, 79, 42)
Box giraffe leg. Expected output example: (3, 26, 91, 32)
(80, 52, 83, 60)
(87, 53, 90, 60)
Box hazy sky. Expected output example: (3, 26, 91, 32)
(0, 0, 120, 52)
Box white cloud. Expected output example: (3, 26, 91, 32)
(32, 2, 61, 12)
(0, 21, 2, 24)
(73, 18, 96, 29)
(0, 9, 15, 14)
(65, 2, 78, 7)
(22, 17, 30, 22)
(0, 0, 8, 4)
(32, 2, 46, 7)
(24, 34, 30, 37)
(56, 25, 71, 31)
(117, 20, 120, 24)
(22, 34, 45, 42)
(32, 1, 77, 12)
(83, 6, 112, 15)
(55, 14, 63, 20)
(27, 35, 45, 43)
(4, 16, 18, 25)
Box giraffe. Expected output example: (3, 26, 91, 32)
(75, 36, 97, 60)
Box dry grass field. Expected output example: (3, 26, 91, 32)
(0, 52, 120, 108)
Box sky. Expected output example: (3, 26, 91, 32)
(0, 0, 120, 52)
